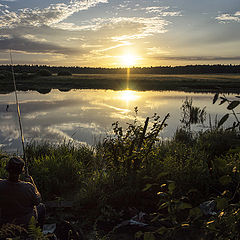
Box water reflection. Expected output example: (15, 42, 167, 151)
(0, 89, 234, 153)
(118, 90, 140, 103)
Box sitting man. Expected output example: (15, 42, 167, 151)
(0, 157, 45, 227)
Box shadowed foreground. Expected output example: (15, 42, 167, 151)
(1, 105, 240, 239)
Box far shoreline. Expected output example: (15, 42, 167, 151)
(1, 73, 240, 94)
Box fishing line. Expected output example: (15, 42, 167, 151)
(9, 49, 28, 175)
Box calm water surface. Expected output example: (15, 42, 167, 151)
(0, 89, 235, 153)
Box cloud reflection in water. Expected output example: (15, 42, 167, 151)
(0, 89, 230, 153)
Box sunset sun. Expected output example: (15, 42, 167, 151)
(120, 54, 137, 67)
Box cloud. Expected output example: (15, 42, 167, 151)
(216, 11, 240, 23)
(0, 0, 108, 29)
(146, 47, 170, 55)
(0, 0, 17, 2)
(97, 41, 132, 52)
(145, 6, 182, 16)
(0, 35, 79, 54)
(24, 34, 47, 42)
(51, 16, 170, 42)
(154, 56, 240, 61)
(84, 16, 170, 41)
(0, 3, 9, 8)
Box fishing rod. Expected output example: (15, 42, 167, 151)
(9, 49, 29, 175)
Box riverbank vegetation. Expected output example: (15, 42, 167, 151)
(1, 71, 240, 94)
(1, 64, 240, 75)
(1, 96, 240, 239)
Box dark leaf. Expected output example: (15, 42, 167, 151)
(143, 184, 152, 192)
(143, 183, 157, 192)
(213, 93, 219, 104)
(216, 198, 228, 210)
(157, 227, 167, 235)
(219, 175, 232, 186)
(144, 232, 156, 240)
(219, 99, 227, 105)
(168, 182, 176, 194)
(135, 232, 143, 239)
(178, 202, 192, 210)
(218, 114, 229, 128)
(227, 101, 240, 110)
(189, 207, 203, 219)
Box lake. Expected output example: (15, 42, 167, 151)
(0, 89, 235, 153)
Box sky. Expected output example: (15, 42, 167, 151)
(0, 0, 239, 67)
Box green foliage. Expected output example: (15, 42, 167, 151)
(0, 223, 27, 239)
(101, 111, 169, 173)
(25, 141, 94, 198)
(213, 94, 240, 130)
(0, 218, 48, 240)
(136, 122, 240, 239)
(0, 153, 8, 179)
(173, 128, 194, 145)
(150, 139, 210, 193)
(218, 114, 229, 128)
(28, 217, 48, 240)
(197, 129, 239, 159)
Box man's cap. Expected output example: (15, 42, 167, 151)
(6, 157, 25, 174)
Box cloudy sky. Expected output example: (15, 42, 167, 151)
(0, 0, 239, 67)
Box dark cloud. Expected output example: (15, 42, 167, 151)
(154, 56, 240, 61)
(0, 36, 83, 55)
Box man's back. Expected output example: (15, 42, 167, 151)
(0, 179, 41, 225)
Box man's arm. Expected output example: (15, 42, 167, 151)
(25, 175, 42, 205)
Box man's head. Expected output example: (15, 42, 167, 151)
(6, 157, 25, 175)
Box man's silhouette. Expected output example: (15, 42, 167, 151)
(0, 157, 45, 227)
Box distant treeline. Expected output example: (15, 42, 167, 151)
(0, 64, 240, 74)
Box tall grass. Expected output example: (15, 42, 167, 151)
(19, 118, 239, 211)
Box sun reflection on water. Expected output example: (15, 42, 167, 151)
(118, 90, 140, 102)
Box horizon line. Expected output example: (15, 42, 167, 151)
(1, 64, 240, 68)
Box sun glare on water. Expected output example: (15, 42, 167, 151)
(119, 90, 140, 102)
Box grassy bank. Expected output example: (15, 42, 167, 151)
(1, 110, 240, 239)
(1, 73, 240, 94)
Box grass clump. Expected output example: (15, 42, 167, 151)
(25, 141, 94, 199)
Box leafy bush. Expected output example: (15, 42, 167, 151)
(197, 129, 240, 158)
(173, 127, 194, 145)
(161, 142, 210, 192)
